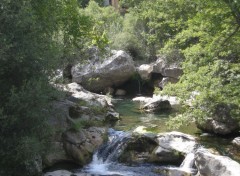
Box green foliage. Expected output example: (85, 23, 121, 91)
(0, 80, 61, 175)
(159, 0, 240, 127)
(0, 0, 103, 175)
(71, 119, 104, 131)
(83, 1, 122, 50)
(111, 12, 146, 59)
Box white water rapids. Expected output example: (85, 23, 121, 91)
(76, 129, 196, 176)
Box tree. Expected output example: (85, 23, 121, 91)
(161, 0, 240, 128)
(0, 0, 98, 175)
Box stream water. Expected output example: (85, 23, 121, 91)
(72, 98, 238, 175)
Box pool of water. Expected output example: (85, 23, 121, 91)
(113, 98, 198, 134)
(112, 98, 239, 162)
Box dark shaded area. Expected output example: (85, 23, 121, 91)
(115, 72, 163, 97)
(43, 162, 80, 173)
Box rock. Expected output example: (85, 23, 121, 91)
(151, 132, 197, 165)
(159, 77, 179, 89)
(119, 130, 197, 166)
(132, 96, 153, 104)
(25, 155, 42, 176)
(232, 137, 240, 148)
(154, 167, 194, 176)
(163, 67, 183, 79)
(119, 134, 158, 164)
(72, 50, 136, 92)
(44, 170, 72, 176)
(152, 58, 165, 73)
(63, 83, 113, 108)
(195, 148, 240, 176)
(143, 99, 171, 112)
(43, 142, 72, 167)
(44, 99, 108, 168)
(63, 127, 107, 166)
(105, 111, 120, 121)
(137, 64, 153, 80)
(133, 95, 179, 111)
(115, 89, 126, 96)
(196, 103, 239, 135)
(133, 126, 148, 134)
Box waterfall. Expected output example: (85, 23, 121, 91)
(137, 79, 141, 95)
(97, 129, 131, 162)
(179, 152, 195, 173)
(80, 129, 161, 176)
(82, 129, 132, 175)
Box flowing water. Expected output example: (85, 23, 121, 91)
(78, 129, 164, 176)
(112, 99, 198, 134)
(71, 98, 238, 175)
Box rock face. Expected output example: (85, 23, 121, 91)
(43, 83, 116, 168)
(63, 127, 106, 166)
(119, 130, 197, 166)
(137, 58, 183, 89)
(196, 103, 239, 135)
(137, 64, 153, 80)
(195, 148, 240, 176)
(62, 82, 113, 108)
(44, 100, 107, 168)
(44, 170, 73, 176)
(118, 134, 158, 164)
(72, 50, 136, 92)
(151, 132, 197, 165)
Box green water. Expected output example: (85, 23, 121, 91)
(113, 98, 240, 162)
(113, 99, 198, 134)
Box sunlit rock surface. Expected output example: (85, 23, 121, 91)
(72, 50, 136, 92)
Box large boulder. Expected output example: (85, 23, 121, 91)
(44, 100, 108, 168)
(63, 127, 107, 166)
(71, 50, 136, 92)
(119, 130, 197, 166)
(62, 82, 113, 108)
(118, 133, 158, 164)
(196, 103, 239, 135)
(137, 58, 183, 89)
(137, 64, 153, 80)
(43, 96, 110, 168)
(151, 132, 197, 165)
(133, 95, 179, 109)
(143, 99, 172, 112)
(195, 148, 240, 176)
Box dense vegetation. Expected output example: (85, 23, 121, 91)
(0, 0, 239, 175)
(84, 0, 240, 127)
(118, 0, 240, 127)
(0, 0, 105, 175)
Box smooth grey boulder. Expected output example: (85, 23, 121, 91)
(137, 64, 153, 80)
(72, 50, 136, 92)
(195, 148, 240, 176)
(133, 95, 179, 109)
(61, 82, 113, 108)
(143, 99, 171, 112)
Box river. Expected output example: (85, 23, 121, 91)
(73, 98, 238, 175)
